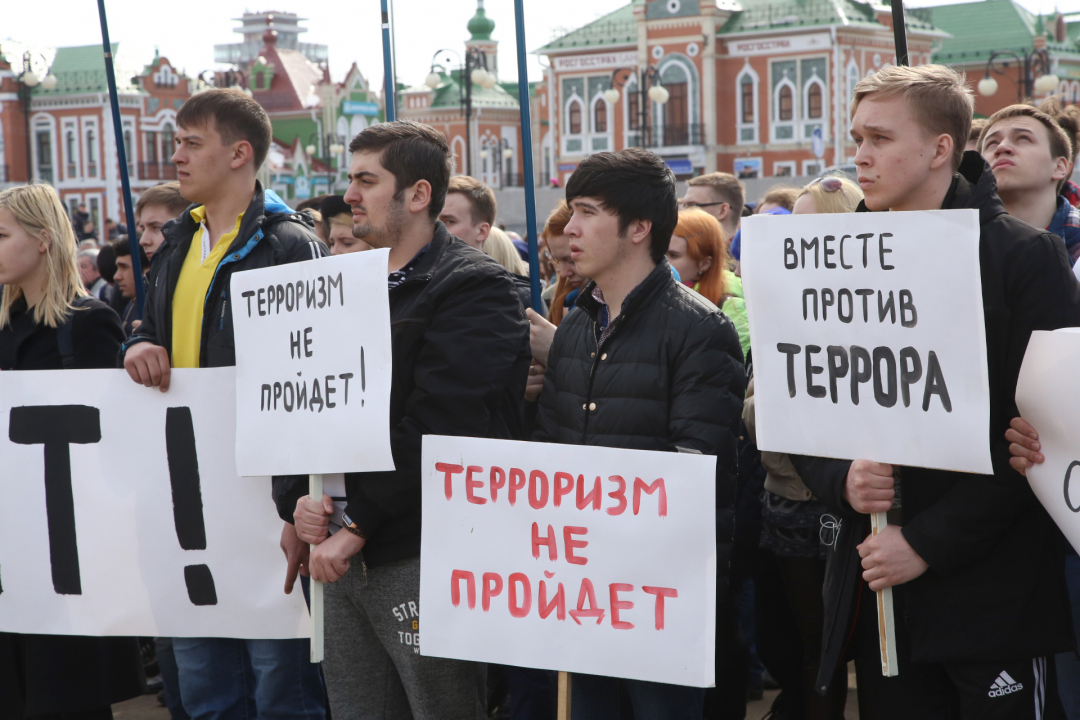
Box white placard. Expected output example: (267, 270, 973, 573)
(1016, 329, 1080, 551)
(419, 436, 717, 687)
(0, 368, 309, 638)
(741, 210, 992, 474)
(230, 250, 395, 476)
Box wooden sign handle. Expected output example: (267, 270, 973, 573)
(870, 511, 898, 677)
(557, 671, 571, 720)
(309, 473, 324, 663)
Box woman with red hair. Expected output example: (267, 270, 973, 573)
(667, 207, 749, 358)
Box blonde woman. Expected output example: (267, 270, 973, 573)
(792, 175, 864, 215)
(483, 226, 527, 275)
(0, 186, 140, 715)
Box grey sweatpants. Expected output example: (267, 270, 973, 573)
(323, 555, 487, 720)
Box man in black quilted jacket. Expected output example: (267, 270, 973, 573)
(533, 148, 746, 718)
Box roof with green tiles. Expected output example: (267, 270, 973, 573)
(926, 1, 1080, 64)
(32, 43, 143, 96)
(404, 70, 520, 110)
(535, 4, 636, 53)
(719, 0, 939, 35)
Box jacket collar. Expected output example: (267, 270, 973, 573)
(855, 151, 1008, 226)
(163, 180, 289, 257)
(391, 221, 454, 285)
(576, 259, 677, 321)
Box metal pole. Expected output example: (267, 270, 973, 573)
(465, 55, 473, 177)
(890, 0, 910, 67)
(512, 0, 542, 313)
(380, 0, 396, 121)
(21, 54, 32, 183)
(97, 0, 145, 313)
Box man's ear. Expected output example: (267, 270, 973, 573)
(929, 132, 955, 171)
(230, 140, 255, 170)
(1052, 156, 1070, 183)
(477, 222, 492, 244)
(406, 180, 433, 216)
(628, 218, 652, 247)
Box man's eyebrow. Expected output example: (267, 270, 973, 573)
(860, 124, 893, 135)
(348, 170, 379, 181)
(571, 198, 603, 210)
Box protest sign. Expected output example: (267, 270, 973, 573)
(419, 435, 717, 687)
(230, 249, 395, 476)
(741, 209, 992, 474)
(0, 368, 309, 639)
(1016, 329, 1080, 552)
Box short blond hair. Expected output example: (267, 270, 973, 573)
(0, 184, 88, 329)
(447, 175, 497, 226)
(852, 64, 973, 171)
(980, 104, 1074, 192)
(327, 212, 353, 229)
(687, 172, 745, 217)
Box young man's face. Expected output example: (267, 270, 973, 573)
(114, 255, 136, 300)
(981, 116, 1069, 199)
(851, 94, 948, 212)
(564, 197, 630, 280)
(681, 186, 729, 226)
(328, 222, 372, 255)
(439, 193, 489, 249)
(172, 120, 239, 204)
(343, 151, 407, 249)
(136, 204, 177, 260)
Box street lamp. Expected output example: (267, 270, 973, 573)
(17, 51, 57, 182)
(306, 132, 348, 191)
(479, 137, 514, 187)
(605, 65, 668, 148)
(425, 46, 495, 176)
(977, 48, 1059, 104)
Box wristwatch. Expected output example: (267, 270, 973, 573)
(341, 512, 368, 540)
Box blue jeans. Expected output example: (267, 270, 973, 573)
(173, 637, 326, 720)
(1057, 551, 1080, 719)
(571, 674, 705, 720)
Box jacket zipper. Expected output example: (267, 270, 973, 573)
(220, 291, 227, 330)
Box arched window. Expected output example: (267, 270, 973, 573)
(741, 76, 754, 124)
(87, 128, 97, 177)
(66, 130, 76, 176)
(162, 123, 174, 162)
(779, 86, 793, 121)
(569, 100, 582, 135)
(807, 83, 822, 119)
(594, 100, 607, 133)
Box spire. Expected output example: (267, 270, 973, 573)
(1034, 12, 1046, 36)
(468, 0, 495, 41)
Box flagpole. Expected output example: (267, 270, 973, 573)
(380, 0, 396, 121)
(512, 0, 542, 313)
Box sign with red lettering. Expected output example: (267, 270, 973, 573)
(419, 436, 717, 687)
(230, 250, 395, 476)
(741, 209, 992, 473)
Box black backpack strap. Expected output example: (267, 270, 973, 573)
(57, 297, 94, 369)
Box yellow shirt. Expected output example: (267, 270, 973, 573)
(171, 206, 244, 368)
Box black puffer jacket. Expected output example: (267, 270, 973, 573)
(275, 222, 530, 566)
(793, 153, 1080, 678)
(533, 261, 746, 596)
(121, 182, 326, 367)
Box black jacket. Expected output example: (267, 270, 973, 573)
(121, 182, 326, 367)
(274, 223, 530, 566)
(794, 152, 1080, 675)
(533, 261, 746, 598)
(0, 296, 144, 717)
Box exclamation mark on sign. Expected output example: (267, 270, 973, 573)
(361, 347, 366, 407)
(165, 407, 217, 606)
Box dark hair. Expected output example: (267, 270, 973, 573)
(565, 148, 677, 264)
(96, 243, 117, 283)
(111, 239, 149, 268)
(447, 175, 497, 226)
(348, 121, 453, 220)
(176, 88, 273, 168)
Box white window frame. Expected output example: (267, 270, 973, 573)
(63, 119, 79, 180)
(773, 161, 797, 177)
(802, 159, 824, 176)
(588, 92, 612, 153)
(771, 76, 798, 144)
(81, 117, 100, 179)
(802, 72, 828, 142)
(31, 114, 57, 183)
(562, 91, 585, 156)
(736, 63, 759, 146)
(622, 75, 640, 146)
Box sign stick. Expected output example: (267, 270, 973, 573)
(309, 473, 324, 663)
(556, 671, 571, 720)
(870, 511, 898, 677)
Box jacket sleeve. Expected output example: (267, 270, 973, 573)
(788, 454, 853, 513)
(902, 230, 1080, 573)
(73, 304, 126, 370)
(121, 275, 162, 361)
(530, 322, 565, 444)
(343, 269, 528, 537)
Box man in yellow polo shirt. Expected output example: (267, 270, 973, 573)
(122, 88, 327, 719)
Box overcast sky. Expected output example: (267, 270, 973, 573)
(2, 0, 1069, 94)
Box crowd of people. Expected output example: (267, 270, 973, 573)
(2, 61, 1080, 720)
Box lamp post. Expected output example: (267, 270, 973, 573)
(305, 133, 347, 191)
(977, 48, 1059, 104)
(426, 47, 497, 177)
(17, 51, 57, 182)
(604, 65, 668, 149)
(479, 136, 513, 188)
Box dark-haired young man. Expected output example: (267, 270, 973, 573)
(110, 239, 149, 337)
(122, 88, 327, 720)
(533, 148, 746, 718)
(288, 120, 529, 718)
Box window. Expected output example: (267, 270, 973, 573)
(779, 86, 793, 121)
(124, 129, 135, 175)
(146, 131, 158, 164)
(162, 123, 174, 162)
(628, 90, 640, 130)
(569, 101, 582, 135)
(741, 77, 754, 124)
(36, 130, 52, 183)
(87, 128, 97, 177)
(807, 83, 822, 119)
(66, 130, 76, 177)
(594, 100, 607, 133)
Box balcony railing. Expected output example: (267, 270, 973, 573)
(628, 123, 704, 148)
(140, 163, 178, 181)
